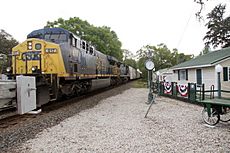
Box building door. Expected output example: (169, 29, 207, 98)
(196, 69, 202, 85)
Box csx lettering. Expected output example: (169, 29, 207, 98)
(22, 51, 41, 61)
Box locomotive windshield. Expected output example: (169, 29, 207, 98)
(27, 33, 67, 43)
(44, 33, 67, 43)
(27, 28, 69, 43)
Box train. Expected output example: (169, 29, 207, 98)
(2, 27, 141, 108)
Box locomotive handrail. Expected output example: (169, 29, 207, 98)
(25, 54, 28, 74)
(14, 54, 17, 74)
(39, 53, 42, 73)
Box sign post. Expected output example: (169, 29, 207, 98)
(144, 48, 156, 118)
(145, 59, 154, 104)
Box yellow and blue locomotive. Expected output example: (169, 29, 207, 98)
(9, 28, 127, 106)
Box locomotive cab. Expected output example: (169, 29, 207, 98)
(12, 38, 65, 75)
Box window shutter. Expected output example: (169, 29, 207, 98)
(178, 70, 180, 80)
(223, 67, 228, 81)
(186, 69, 188, 80)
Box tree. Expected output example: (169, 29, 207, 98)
(0, 30, 18, 72)
(122, 49, 137, 68)
(203, 4, 230, 48)
(194, 0, 208, 20)
(194, 1, 229, 48)
(151, 44, 173, 71)
(137, 44, 193, 71)
(136, 44, 193, 79)
(124, 58, 137, 69)
(137, 57, 148, 80)
(177, 53, 194, 63)
(46, 17, 123, 60)
(199, 45, 210, 56)
(122, 49, 134, 61)
(0, 30, 18, 55)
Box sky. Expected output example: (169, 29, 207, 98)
(0, 0, 229, 56)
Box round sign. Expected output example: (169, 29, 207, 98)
(145, 60, 154, 70)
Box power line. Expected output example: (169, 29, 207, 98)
(176, 8, 194, 49)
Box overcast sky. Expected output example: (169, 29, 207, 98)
(0, 0, 229, 55)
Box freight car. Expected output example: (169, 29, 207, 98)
(2, 27, 141, 111)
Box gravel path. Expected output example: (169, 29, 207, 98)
(0, 83, 131, 152)
(15, 88, 230, 153)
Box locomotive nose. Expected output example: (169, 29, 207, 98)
(12, 39, 43, 74)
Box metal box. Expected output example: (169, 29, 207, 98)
(0, 80, 16, 107)
(16, 76, 36, 114)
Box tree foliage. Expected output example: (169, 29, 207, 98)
(204, 4, 230, 48)
(124, 58, 137, 69)
(0, 30, 18, 55)
(199, 45, 210, 56)
(137, 44, 193, 71)
(194, 1, 229, 48)
(0, 30, 18, 72)
(194, 0, 208, 20)
(45, 17, 123, 60)
(136, 44, 193, 79)
(122, 49, 134, 60)
(122, 49, 137, 68)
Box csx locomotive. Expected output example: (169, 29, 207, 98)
(8, 28, 141, 106)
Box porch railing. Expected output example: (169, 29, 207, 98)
(152, 81, 230, 103)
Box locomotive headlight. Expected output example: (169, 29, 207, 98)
(27, 41, 33, 50)
(6, 67, 12, 72)
(31, 66, 37, 72)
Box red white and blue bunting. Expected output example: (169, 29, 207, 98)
(164, 82, 172, 94)
(178, 84, 188, 97)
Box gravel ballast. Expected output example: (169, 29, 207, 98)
(15, 88, 230, 153)
(0, 83, 131, 152)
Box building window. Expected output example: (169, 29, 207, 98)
(72, 38, 76, 47)
(178, 69, 188, 80)
(223, 67, 230, 81)
(89, 47, 94, 55)
(82, 41, 86, 50)
(196, 69, 202, 85)
(74, 64, 78, 72)
(76, 39, 80, 48)
(180, 70, 186, 80)
(86, 43, 89, 53)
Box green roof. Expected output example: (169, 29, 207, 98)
(172, 47, 230, 70)
(157, 68, 173, 74)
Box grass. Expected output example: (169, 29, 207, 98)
(131, 79, 148, 88)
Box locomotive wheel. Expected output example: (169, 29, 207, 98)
(220, 107, 230, 122)
(202, 107, 220, 126)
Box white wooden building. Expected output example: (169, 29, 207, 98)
(171, 47, 230, 98)
(155, 68, 173, 82)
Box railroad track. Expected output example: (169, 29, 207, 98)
(0, 81, 133, 153)
(0, 114, 38, 129)
(0, 83, 127, 130)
